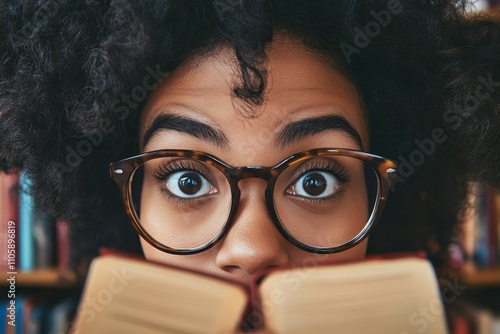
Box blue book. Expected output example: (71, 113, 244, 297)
(28, 301, 46, 334)
(15, 297, 24, 334)
(23, 294, 51, 334)
(19, 171, 35, 271)
(0, 300, 7, 333)
(46, 297, 78, 334)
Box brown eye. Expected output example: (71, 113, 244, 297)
(286, 171, 340, 199)
(302, 172, 327, 196)
(166, 171, 216, 198)
(178, 172, 203, 195)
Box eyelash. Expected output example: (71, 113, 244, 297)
(152, 159, 210, 181)
(295, 159, 351, 182)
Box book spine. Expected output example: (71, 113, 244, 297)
(0, 172, 3, 235)
(56, 220, 71, 272)
(486, 186, 498, 267)
(473, 183, 489, 268)
(496, 190, 500, 266)
(445, 302, 472, 334)
(19, 172, 35, 272)
(1, 170, 20, 271)
(461, 182, 480, 263)
(46, 296, 78, 334)
(14, 297, 23, 334)
(0, 172, 4, 271)
(21, 296, 33, 334)
(33, 210, 57, 269)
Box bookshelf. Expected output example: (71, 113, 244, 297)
(0, 269, 80, 288)
(1, 170, 78, 333)
(459, 264, 500, 287)
(447, 182, 500, 333)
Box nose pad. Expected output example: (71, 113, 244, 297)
(215, 179, 290, 277)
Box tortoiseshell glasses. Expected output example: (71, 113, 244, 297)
(110, 148, 397, 255)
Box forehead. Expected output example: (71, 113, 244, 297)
(140, 37, 368, 156)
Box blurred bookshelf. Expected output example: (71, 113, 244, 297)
(459, 263, 500, 287)
(1, 169, 79, 333)
(447, 182, 500, 333)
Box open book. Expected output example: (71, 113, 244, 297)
(71, 251, 449, 334)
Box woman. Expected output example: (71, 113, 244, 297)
(0, 0, 499, 330)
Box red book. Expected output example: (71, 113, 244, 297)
(0, 169, 20, 271)
(56, 220, 71, 272)
(446, 301, 473, 334)
(486, 186, 499, 266)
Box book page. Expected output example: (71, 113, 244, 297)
(259, 257, 448, 334)
(72, 255, 248, 334)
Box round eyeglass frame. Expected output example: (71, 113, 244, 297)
(110, 148, 397, 255)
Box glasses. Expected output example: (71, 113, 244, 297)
(110, 148, 397, 255)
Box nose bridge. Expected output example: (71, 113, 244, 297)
(216, 166, 290, 276)
(235, 166, 271, 180)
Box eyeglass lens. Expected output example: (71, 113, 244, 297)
(129, 155, 378, 250)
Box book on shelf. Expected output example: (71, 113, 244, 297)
(0, 169, 20, 271)
(1, 168, 70, 276)
(493, 187, 500, 267)
(487, 186, 499, 267)
(72, 251, 448, 334)
(46, 296, 79, 334)
(460, 182, 500, 270)
(0, 172, 3, 243)
(475, 183, 490, 268)
(33, 210, 57, 269)
(0, 292, 79, 334)
(56, 220, 71, 273)
(19, 171, 35, 272)
(447, 298, 500, 334)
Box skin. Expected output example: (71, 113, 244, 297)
(138, 37, 370, 286)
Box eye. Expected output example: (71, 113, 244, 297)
(165, 171, 217, 199)
(286, 171, 341, 199)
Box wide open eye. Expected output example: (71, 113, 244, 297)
(165, 171, 216, 199)
(286, 171, 341, 199)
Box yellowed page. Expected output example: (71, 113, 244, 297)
(260, 257, 448, 334)
(72, 255, 247, 334)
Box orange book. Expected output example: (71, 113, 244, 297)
(72, 251, 448, 334)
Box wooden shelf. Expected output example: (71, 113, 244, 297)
(0, 268, 81, 287)
(459, 264, 500, 287)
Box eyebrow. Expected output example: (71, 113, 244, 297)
(275, 114, 364, 150)
(143, 113, 363, 151)
(143, 114, 229, 148)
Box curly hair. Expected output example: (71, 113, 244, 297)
(1, 0, 499, 269)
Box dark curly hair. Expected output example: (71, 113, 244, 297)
(1, 0, 499, 270)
